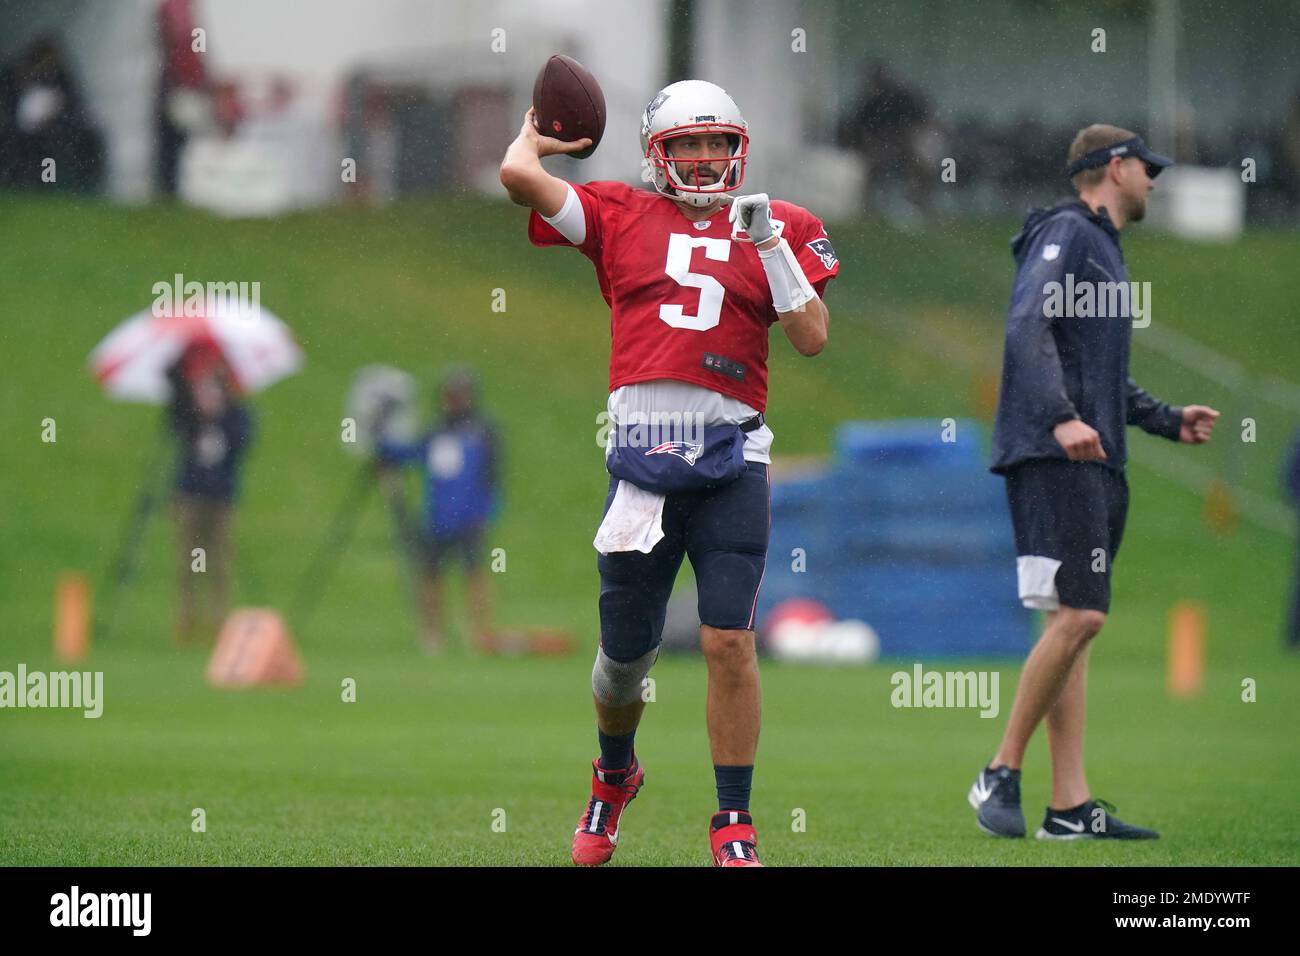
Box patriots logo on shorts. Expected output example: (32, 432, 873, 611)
(645, 441, 702, 465)
(806, 237, 838, 270)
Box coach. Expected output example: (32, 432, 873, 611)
(969, 124, 1220, 840)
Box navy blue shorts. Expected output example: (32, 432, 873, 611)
(1004, 459, 1129, 613)
(597, 463, 770, 662)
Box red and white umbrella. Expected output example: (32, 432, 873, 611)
(90, 303, 303, 403)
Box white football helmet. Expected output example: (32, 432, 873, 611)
(639, 80, 749, 208)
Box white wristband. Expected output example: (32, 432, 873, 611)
(541, 182, 586, 245)
(758, 237, 816, 313)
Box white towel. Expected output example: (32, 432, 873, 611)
(593, 479, 666, 554)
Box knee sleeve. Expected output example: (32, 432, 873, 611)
(591, 646, 658, 707)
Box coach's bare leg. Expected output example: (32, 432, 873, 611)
(1046, 642, 1092, 808)
(701, 625, 761, 765)
(991, 607, 1105, 770)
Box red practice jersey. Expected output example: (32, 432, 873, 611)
(527, 181, 839, 412)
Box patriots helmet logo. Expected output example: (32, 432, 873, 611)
(806, 237, 838, 270)
(642, 89, 671, 135)
(645, 441, 703, 465)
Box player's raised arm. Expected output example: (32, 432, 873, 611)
(730, 195, 829, 356)
(499, 107, 592, 216)
(774, 281, 829, 356)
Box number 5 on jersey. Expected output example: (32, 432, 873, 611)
(659, 233, 732, 331)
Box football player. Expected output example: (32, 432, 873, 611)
(501, 80, 839, 866)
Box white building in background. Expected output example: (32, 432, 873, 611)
(7, 0, 1288, 222)
(0, 0, 863, 217)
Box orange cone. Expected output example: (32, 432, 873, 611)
(206, 608, 304, 688)
(1167, 601, 1206, 697)
(54, 572, 91, 664)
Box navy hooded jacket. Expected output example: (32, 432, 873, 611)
(990, 198, 1183, 475)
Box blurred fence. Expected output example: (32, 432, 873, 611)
(1130, 324, 1300, 533)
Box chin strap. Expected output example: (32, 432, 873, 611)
(674, 189, 731, 209)
(758, 237, 815, 313)
(645, 156, 738, 208)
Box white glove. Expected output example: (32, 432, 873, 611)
(729, 193, 783, 244)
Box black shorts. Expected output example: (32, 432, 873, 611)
(1003, 458, 1129, 613)
(596, 463, 770, 662)
(422, 525, 485, 571)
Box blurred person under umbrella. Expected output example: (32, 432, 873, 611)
(91, 303, 303, 402)
(376, 367, 501, 654)
(165, 343, 253, 643)
(88, 302, 302, 642)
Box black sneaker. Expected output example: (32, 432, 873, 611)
(1035, 798, 1159, 840)
(968, 765, 1025, 837)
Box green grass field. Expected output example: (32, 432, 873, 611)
(2, 194, 1298, 865)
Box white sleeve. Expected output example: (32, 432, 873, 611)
(758, 237, 816, 313)
(541, 182, 587, 246)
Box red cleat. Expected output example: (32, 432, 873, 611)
(571, 757, 645, 866)
(710, 810, 763, 867)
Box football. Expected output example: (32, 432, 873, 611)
(532, 54, 606, 159)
